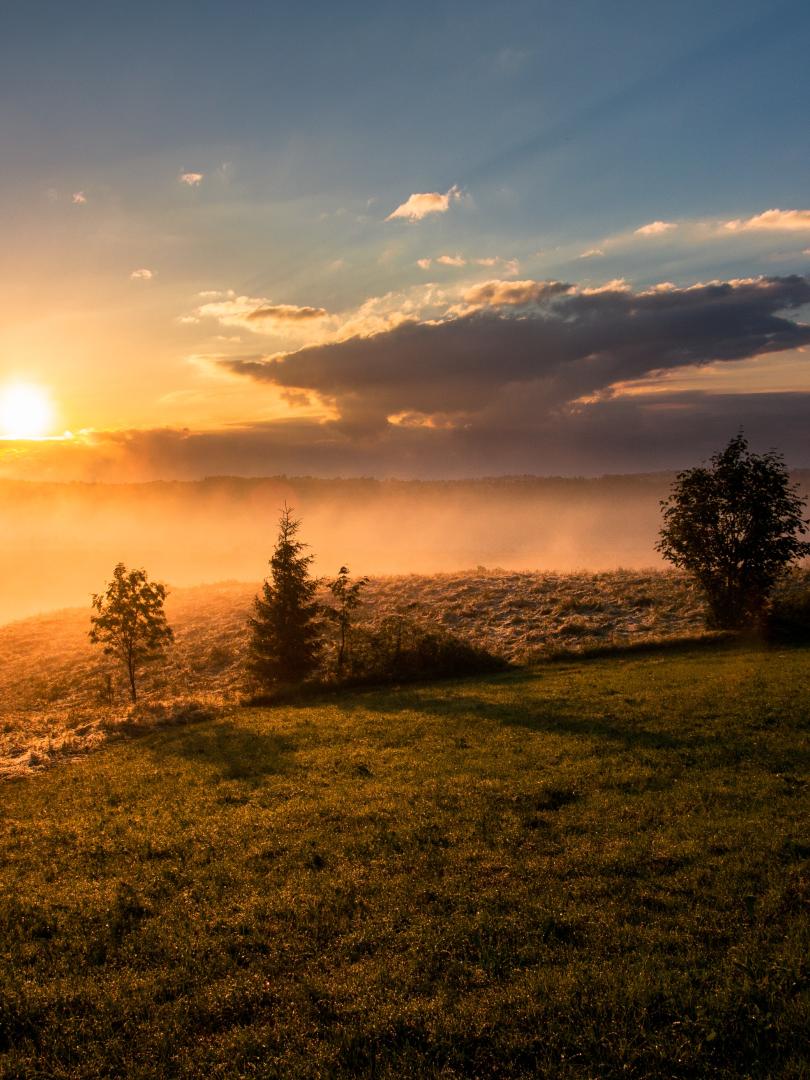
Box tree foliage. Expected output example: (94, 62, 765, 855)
(89, 563, 174, 702)
(248, 505, 322, 688)
(657, 434, 810, 628)
(326, 566, 368, 677)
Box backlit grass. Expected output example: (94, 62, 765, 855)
(1, 642, 808, 1077)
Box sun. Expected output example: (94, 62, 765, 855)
(0, 382, 55, 440)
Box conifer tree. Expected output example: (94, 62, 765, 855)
(248, 505, 322, 687)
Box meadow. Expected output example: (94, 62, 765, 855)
(0, 569, 712, 778)
(1, 641, 808, 1077)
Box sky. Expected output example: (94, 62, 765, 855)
(1, 0, 809, 479)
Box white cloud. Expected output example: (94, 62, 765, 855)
(386, 185, 462, 222)
(436, 254, 466, 266)
(179, 172, 204, 187)
(130, 268, 154, 281)
(580, 248, 605, 258)
(417, 258, 433, 270)
(724, 208, 810, 232)
(634, 221, 677, 236)
(72, 191, 87, 205)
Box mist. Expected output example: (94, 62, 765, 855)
(2, 472, 808, 624)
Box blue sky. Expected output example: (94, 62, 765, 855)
(0, 0, 809, 477)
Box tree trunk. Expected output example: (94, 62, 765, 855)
(127, 655, 137, 703)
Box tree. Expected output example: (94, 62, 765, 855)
(247, 505, 322, 688)
(326, 566, 368, 677)
(657, 434, 810, 628)
(89, 563, 174, 702)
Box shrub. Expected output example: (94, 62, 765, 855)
(346, 615, 507, 685)
(765, 577, 810, 642)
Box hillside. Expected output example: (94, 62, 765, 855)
(0, 569, 711, 778)
(1, 644, 808, 1077)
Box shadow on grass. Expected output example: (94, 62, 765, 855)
(353, 676, 688, 751)
(153, 720, 295, 781)
(537, 630, 738, 664)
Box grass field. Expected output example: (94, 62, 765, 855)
(0, 569, 712, 778)
(1, 641, 808, 1077)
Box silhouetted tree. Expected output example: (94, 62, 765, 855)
(89, 563, 174, 702)
(248, 505, 322, 688)
(327, 566, 368, 677)
(657, 434, 810, 628)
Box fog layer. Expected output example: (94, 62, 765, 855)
(2, 473, 808, 623)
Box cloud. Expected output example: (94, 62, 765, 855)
(463, 279, 571, 307)
(247, 304, 329, 323)
(179, 172, 204, 186)
(218, 275, 810, 435)
(634, 221, 677, 236)
(580, 248, 605, 258)
(8, 390, 810, 483)
(72, 191, 87, 205)
(386, 185, 462, 222)
(130, 268, 154, 281)
(417, 255, 514, 271)
(193, 294, 331, 332)
(724, 208, 810, 232)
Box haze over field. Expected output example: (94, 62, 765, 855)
(0, 474, 686, 622)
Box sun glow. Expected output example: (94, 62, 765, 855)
(0, 382, 55, 440)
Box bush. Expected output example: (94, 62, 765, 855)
(345, 615, 508, 685)
(765, 578, 810, 642)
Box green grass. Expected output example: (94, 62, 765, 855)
(1, 643, 809, 1078)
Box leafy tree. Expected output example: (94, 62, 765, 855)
(248, 505, 322, 688)
(326, 566, 368, 677)
(89, 563, 174, 702)
(657, 434, 810, 628)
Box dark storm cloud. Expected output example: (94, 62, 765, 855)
(219, 276, 810, 430)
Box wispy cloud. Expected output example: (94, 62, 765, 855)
(195, 294, 330, 332)
(634, 220, 676, 236)
(72, 191, 87, 205)
(724, 208, 810, 232)
(580, 248, 605, 258)
(179, 171, 204, 187)
(418, 254, 518, 273)
(386, 185, 462, 222)
(130, 268, 154, 281)
(247, 304, 328, 323)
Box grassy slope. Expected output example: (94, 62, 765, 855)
(1, 570, 710, 776)
(1, 643, 809, 1078)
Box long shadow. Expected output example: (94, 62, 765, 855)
(351, 681, 688, 751)
(153, 719, 295, 781)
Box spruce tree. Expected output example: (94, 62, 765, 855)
(248, 505, 322, 687)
